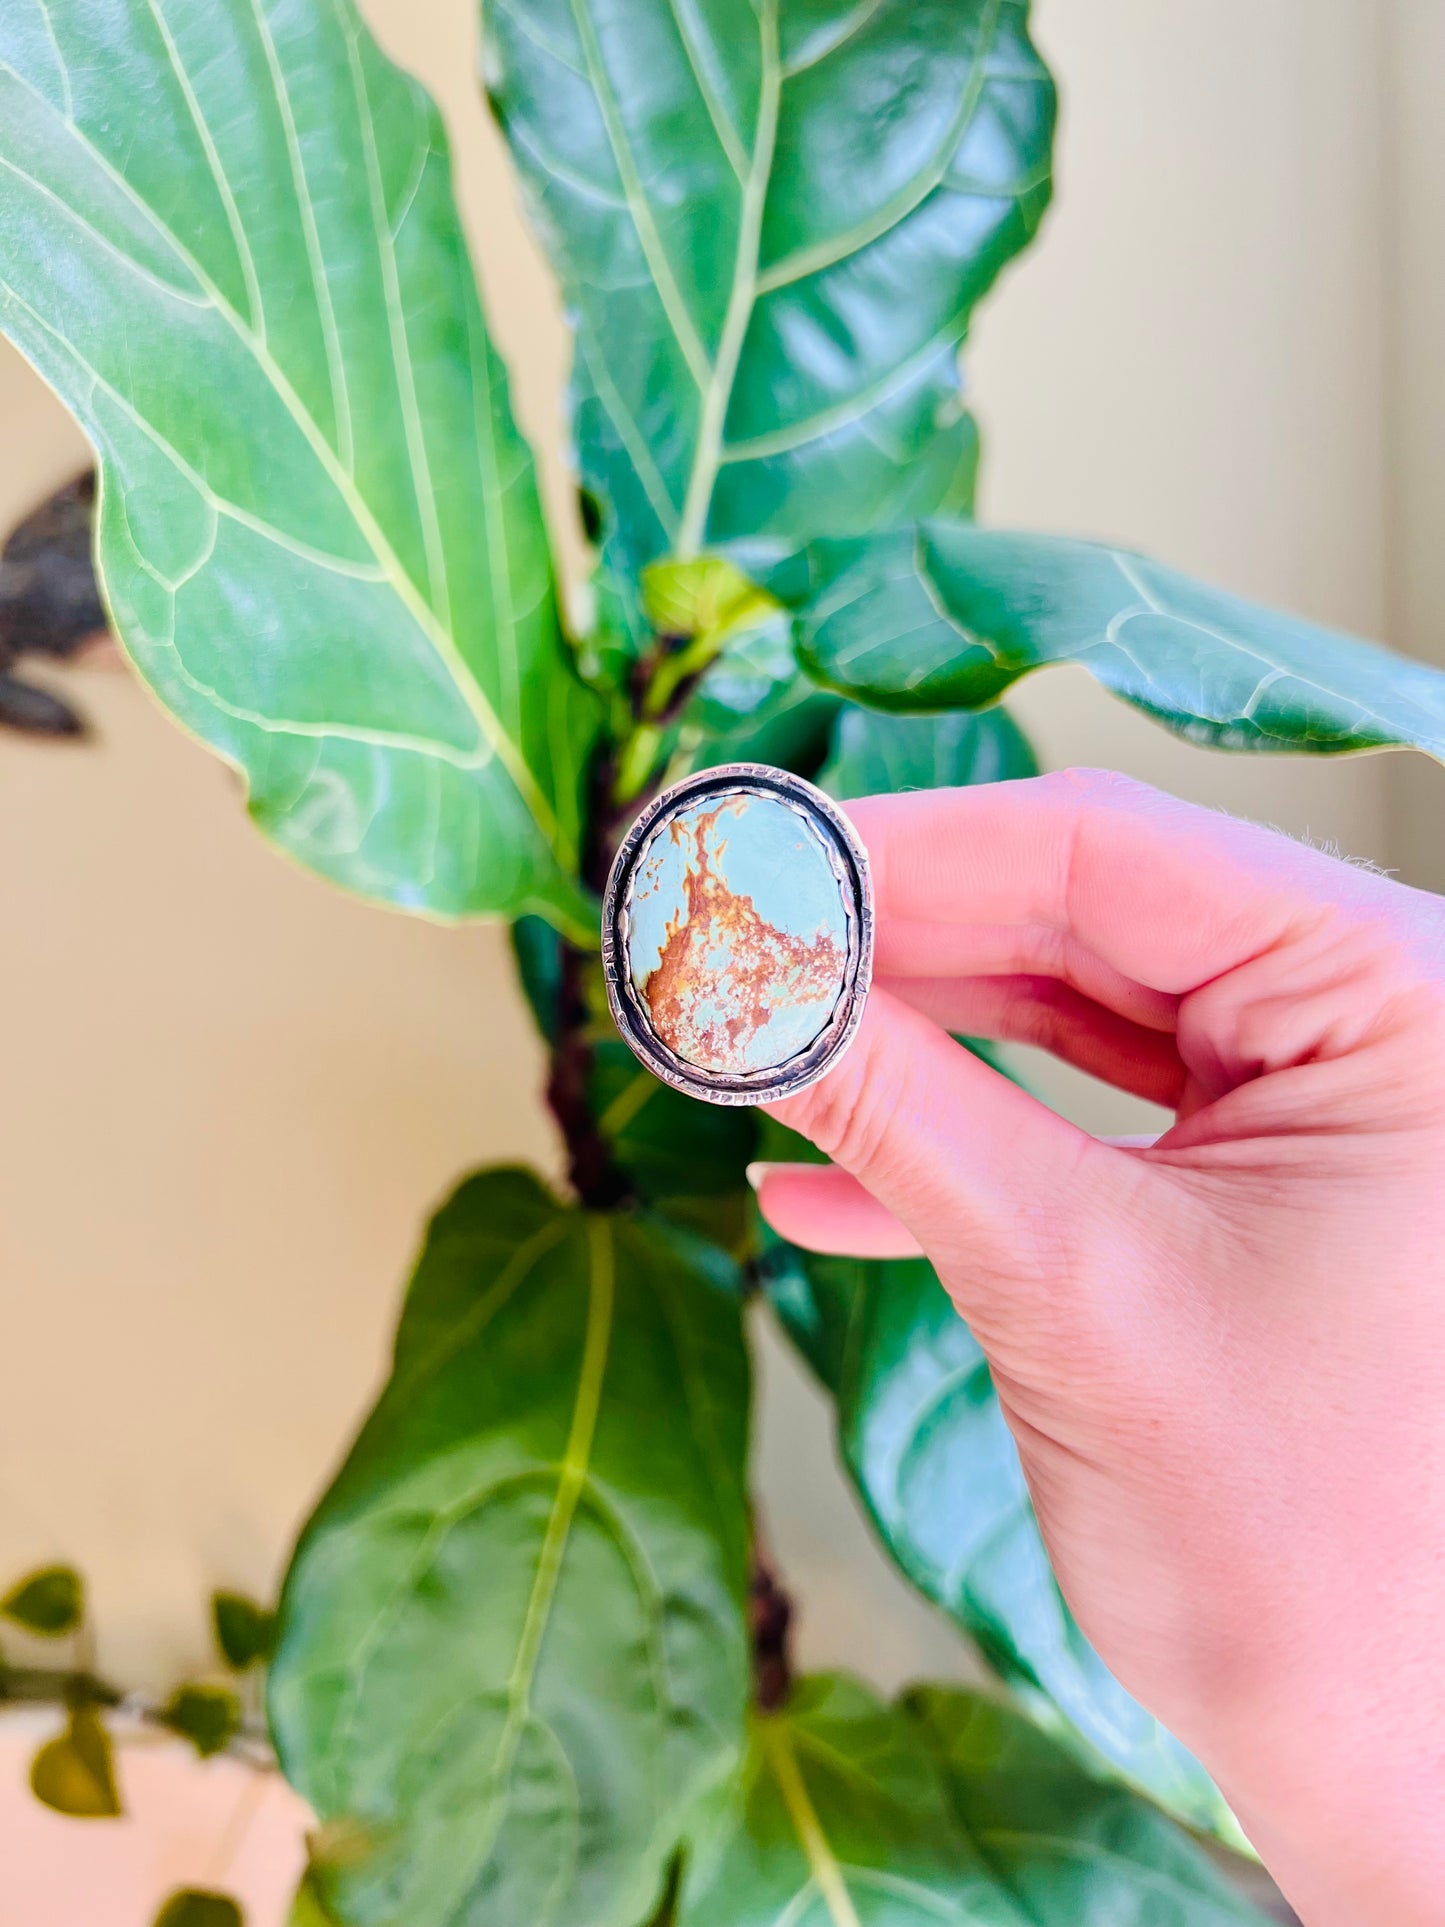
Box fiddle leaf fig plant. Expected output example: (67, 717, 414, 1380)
(7, 0, 1445, 1919)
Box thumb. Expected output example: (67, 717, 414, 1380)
(763, 986, 1116, 1322)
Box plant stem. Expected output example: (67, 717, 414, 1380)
(0, 1663, 273, 1769)
(608, 628, 721, 814)
(750, 1551, 794, 1713)
(545, 940, 631, 1211)
(0, 1663, 122, 1709)
(544, 630, 702, 1208)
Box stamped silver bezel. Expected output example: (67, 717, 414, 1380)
(601, 763, 874, 1107)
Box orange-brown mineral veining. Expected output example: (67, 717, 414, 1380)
(637, 799, 846, 1074)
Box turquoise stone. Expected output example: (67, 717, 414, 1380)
(626, 790, 850, 1075)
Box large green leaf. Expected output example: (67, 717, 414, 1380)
(678, 1676, 1023, 1927)
(270, 1167, 751, 1927)
(675, 1676, 1266, 1925)
(797, 523, 1445, 759)
(484, 0, 1055, 608)
(588, 1040, 758, 1242)
(820, 701, 1037, 799)
(681, 607, 804, 740)
(688, 629, 1039, 811)
(0, 0, 598, 935)
(680, 666, 842, 786)
(759, 1246, 1242, 1843)
(908, 1687, 1271, 1925)
(698, 683, 843, 779)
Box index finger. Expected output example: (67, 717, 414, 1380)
(848, 766, 1389, 997)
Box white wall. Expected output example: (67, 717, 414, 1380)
(0, 1, 1417, 1915)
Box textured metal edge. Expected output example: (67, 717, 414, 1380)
(601, 763, 874, 1108)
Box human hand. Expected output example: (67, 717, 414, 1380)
(752, 769, 1445, 1926)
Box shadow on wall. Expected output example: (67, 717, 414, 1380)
(0, 471, 109, 737)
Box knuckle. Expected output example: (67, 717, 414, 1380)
(788, 1032, 899, 1178)
(1005, 976, 1065, 1053)
(1046, 766, 1158, 811)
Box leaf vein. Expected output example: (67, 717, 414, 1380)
(721, 307, 971, 468)
(146, 0, 267, 338)
(757, 0, 1006, 295)
(33, 0, 73, 122)
(676, 0, 780, 556)
(780, 0, 885, 79)
(338, 1, 452, 636)
(247, 0, 355, 471)
(761, 1717, 864, 1927)
(662, 0, 748, 180)
(564, 0, 711, 390)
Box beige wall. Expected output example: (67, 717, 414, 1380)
(0, 0, 1426, 1913)
(1381, 0, 1445, 886)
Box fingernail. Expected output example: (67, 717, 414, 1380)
(745, 1162, 772, 1192)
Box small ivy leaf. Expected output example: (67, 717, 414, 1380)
(29, 1702, 121, 1817)
(161, 1684, 241, 1760)
(211, 1592, 276, 1672)
(153, 1891, 244, 1927)
(2, 1565, 84, 1636)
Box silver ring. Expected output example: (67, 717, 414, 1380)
(601, 763, 874, 1107)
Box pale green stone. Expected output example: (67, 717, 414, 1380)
(627, 790, 849, 1074)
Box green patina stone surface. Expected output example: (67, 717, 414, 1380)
(627, 790, 850, 1075)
